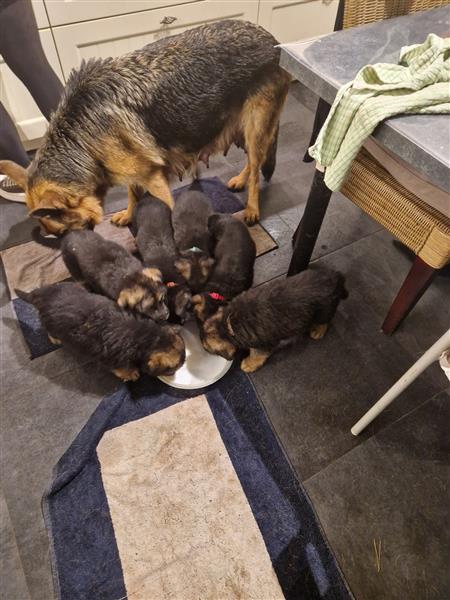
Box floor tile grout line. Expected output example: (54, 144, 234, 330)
(303, 385, 449, 486)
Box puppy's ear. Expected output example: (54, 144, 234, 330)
(0, 160, 28, 189)
(175, 258, 191, 281)
(30, 207, 64, 221)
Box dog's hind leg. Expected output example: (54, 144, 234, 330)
(241, 348, 271, 373)
(111, 185, 142, 227)
(238, 74, 289, 225)
(227, 164, 250, 191)
(309, 323, 328, 340)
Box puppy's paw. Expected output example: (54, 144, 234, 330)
(309, 323, 328, 340)
(112, 367, 140, 382)
(227, 175, 246, 191)
(240, 356, 261, 373)
(48, 335, 62, 345)
(111, 210, 131, 227)
(244, 207, 259, 226)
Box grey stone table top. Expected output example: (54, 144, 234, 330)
(280, 6, 450, 191)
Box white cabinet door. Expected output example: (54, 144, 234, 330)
(43, 0, 201, 27)
(258, 0, 339, 43)
(52, 1, 259, 78)
(0, 30, 64, 145)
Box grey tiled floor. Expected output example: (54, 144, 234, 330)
(1, 87, 449, 599)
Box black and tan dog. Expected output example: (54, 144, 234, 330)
(132, 194, 192, 323)
(172, 187, 215, 293)
(198, 268, 348, 372)
(0, 20, 290, 234)
(192, 213, 256, 322)
(32, 228, 169, 321)
(15, 283, 185, 381)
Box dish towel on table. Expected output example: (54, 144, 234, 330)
(309, 33, 450, 191)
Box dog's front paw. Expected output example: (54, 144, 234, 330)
(111, 210, 131, 227)
(244, 207, 259, 226)
(240, 357, 260, 373)
(227, 175, 246, 191)
(112, 367, 140, 382)
(309, 323, 328, 340)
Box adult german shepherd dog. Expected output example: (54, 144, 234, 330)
(0, 20, 290, 234)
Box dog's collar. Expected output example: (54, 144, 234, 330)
(166, 281, 178, 288)
(208, 291, 225, 302)
(187, 246, 203, 254)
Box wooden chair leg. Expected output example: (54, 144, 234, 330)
(382, 256, 437, 335)
(287, 169, 332, 276)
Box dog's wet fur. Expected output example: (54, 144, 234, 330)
(192, 213, 256, 323)
(0, 20, 290, 233)
(32, 228, 169, 321)
(198, 268, 348, 372)
(15, 283, 185, 380)
(132, 194, 192, 323)
(172, 186, 215, 292)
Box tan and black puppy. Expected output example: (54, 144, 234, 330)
(198, 268, 348, 373)
(0, 20, 289, 233)
(15, 283, 185, 381)
(32, 228, 169, 321)
(172, 187, 215, 293)
(192, 213, 256, 323)
(132, 195, 192, 324)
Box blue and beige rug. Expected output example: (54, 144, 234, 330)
(0, 177, 276, 358)
(43, 369, 350, 600)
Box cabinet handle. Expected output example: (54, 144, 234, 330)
(160, 16, 177, 25)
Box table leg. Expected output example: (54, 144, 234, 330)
(287, 169, 332, 276)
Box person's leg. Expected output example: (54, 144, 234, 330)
(0, 103, 30, 167)
(0, 0, 63, 121)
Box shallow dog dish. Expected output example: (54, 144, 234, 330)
(158, 319, 232, 389)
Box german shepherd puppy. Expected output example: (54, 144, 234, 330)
(172, 187, 215, 293)
(32, 228, 169, 321)
(198, 268, 348, 372)
(132, 195, 192, 324)
(0, 20, 290, 234)
(15, 283, 185, 380)
(192, 213, 256, 322)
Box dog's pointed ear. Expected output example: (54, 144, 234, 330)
(29, 207, 64, 220)
(0, 160, 28, 189)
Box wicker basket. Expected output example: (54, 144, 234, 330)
(343, 0, 450, 29)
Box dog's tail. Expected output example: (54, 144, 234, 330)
(336, 272, 349, 300)
(14, 288, 35, 304)
(31, 226, 62, 249)
(261, 124, 279, 182)
(189, 177, 204, 192)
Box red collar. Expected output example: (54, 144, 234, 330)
(208, 292, 225, 302)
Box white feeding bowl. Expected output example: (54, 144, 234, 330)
(158, 319, 232, 389)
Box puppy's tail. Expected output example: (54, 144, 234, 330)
(261, 124, 279, 182)
(31, 226, 62, 249)
(336, 272, 349, 300)
(14, 288, 35, 304)
(189, 178, 203, 192)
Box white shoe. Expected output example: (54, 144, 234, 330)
(0, 174, 26, 203)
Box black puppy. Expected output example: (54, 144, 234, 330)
(15, 283, 185, 380)
(192, 213, 256, 322)
(132, 195, 192, 323)
(199, 267, 347, 372)
(172, 186, 215, 292)
(32, 227, 169, 321)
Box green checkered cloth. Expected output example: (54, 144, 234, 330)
(309, 33, 450, 191)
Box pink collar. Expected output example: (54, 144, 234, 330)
(208, 292, 225, 302)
